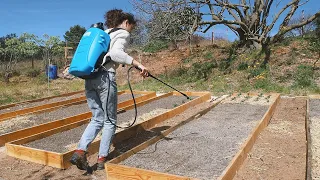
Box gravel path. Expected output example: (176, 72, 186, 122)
(0, 93, 137, 135)
(0, 92, 85, 114)
(120, 103, 268, 179)
(24, 95, 191, 153)
(310, 99, 320, 179)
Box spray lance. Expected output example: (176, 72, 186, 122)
(133, 66, 190, 100)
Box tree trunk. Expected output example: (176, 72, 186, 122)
(261, 43, 271, 68)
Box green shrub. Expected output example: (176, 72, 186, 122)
(204, 52, 213, 60)
(238, 62, 248, 71)
(143, 40, 169, 53)
(26, 68, 41, 77)
(218, 46, 237, 71)
(294, 65, 314, 87)
(190, 61, 217, 80)
(248, 67, 266, 78)
(182, 57, 193, 64)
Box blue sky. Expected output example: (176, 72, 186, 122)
(0, 0, 319, 41)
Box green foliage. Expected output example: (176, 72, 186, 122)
(143, 40, 168, 53)
(26, 68, 41, 77)
(182, 57, 193, 63)
(204, 52, 213, 60)
(148, 7, 198, 45)
(218, 46, 237, 71)
(315, 17, 320, 38)
(248, 67, 266, 78)
(294, 65, 315, 87)
(64, 25, 86, 49)
(238, 62, 248, 71)
(189, 61, 217, 80)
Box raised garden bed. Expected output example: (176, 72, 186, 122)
(0, 91, 155, 146)
(105, 93, 280, 179)
(119, 103, 268, 179)
(23, 95, 191, 153)
(5, 91, 210, 169)
(0, 92, 213, 180)
(0, 93, 137, 136)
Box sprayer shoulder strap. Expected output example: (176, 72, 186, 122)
(101, 28, 124, 67)
(108, 28, 123, 34)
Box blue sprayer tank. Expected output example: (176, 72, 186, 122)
(69, 27, 111, 77)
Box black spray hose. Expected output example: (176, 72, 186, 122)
(134, 66, 191, 100)
(106, 66, 190, 129)
(106, 66, 137, 129)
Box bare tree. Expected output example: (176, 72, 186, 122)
(131, 0, 199, 49)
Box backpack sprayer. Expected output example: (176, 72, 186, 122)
(69, 22, 190, 129)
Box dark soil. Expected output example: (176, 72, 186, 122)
(120, 103, 268, 179)
(234, 98, 307, 180)
(0, 94, 137, 135)
(24, 95, 191, 153)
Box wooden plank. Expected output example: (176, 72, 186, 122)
(106, 163, 196, 180)
(218, 93, 281, 180)
(0, 91, 156, 146)
(0, 91, 126, 122)
(123, 90, 153, 95)
(117, 92, 156, 108)
(309, 95, 320, 99)
(6, 144, 63, 168)
(108, 97, 223, 164)
(0, 90, 84, 110)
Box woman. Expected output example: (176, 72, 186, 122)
(70, 9, 148, 171)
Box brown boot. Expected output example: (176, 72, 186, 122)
(96, 156, 107, 170)
(70, 150, 89, 170)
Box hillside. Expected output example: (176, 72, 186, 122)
(118, 37, 320, 96)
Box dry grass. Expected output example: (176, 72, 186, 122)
(0, 76, 84, 105)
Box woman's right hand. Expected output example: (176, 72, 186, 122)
(132, 60, 149, 78)
(138, 65, 149, 78)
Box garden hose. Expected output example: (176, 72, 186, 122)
(106, 66, 190, 129)
(105, 66, 138, 129)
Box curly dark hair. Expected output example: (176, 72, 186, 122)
(104, 9, 137, 28)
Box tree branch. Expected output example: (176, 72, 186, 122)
(263, 0, 299, 38)
(271, 11, 320, 43)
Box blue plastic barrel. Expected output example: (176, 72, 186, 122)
(48, 64, 58, 79)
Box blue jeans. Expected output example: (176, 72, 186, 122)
(77, 71, 117, 157)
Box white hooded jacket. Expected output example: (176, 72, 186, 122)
(102, 28, 133, 73)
